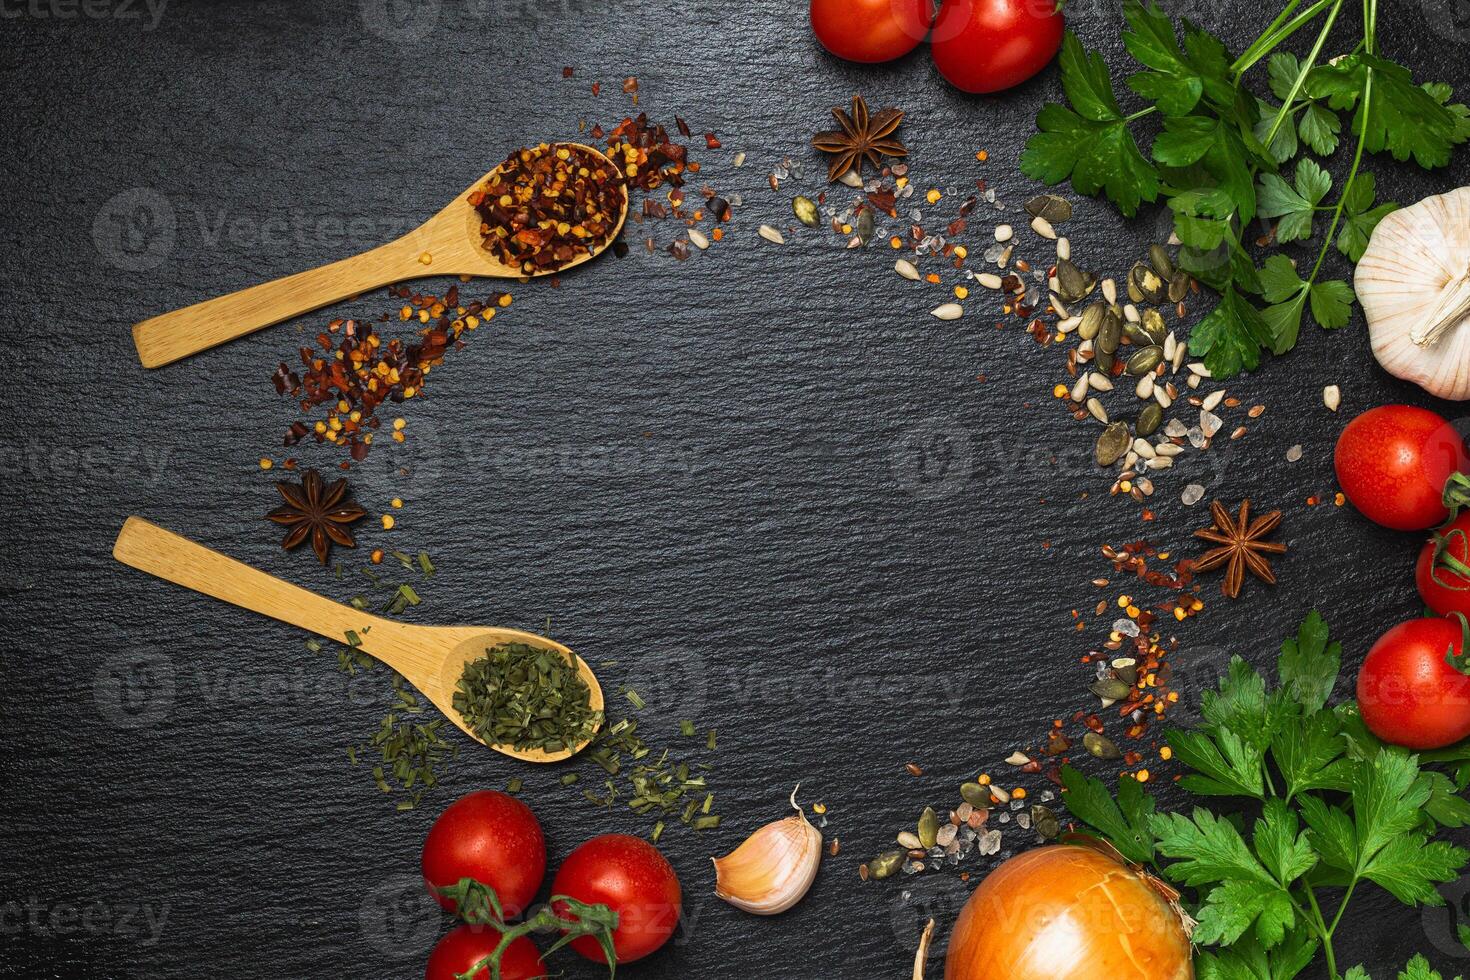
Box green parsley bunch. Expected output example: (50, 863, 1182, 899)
(1022, 0, 1470, 377)
(1061, 612, 1470, 979)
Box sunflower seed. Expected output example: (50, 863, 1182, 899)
(1154, 442, 1184, 457)
(989, 785, 1011, 804)
(1088, 372, 1114, 392)
(1201, 389, 1224, 412)
(1163, 332, 1177, 361)
(1101, 278, 1118, 305)
(1187, 374, 1201, 389)
(895, 259, 920, 281)
(994, 224, 1014, 242)
(687, 228, 710, 250)
(1071, 373, 1090, 402)
(1136, 373, 1155, 399)
(1145, 456, 1174, 470)
(1031, 216, 1057, 239)
(976, 272, 1003, 289)
(1057, 237, 1071, 261)
(1324, 385, 1341, 411)
(1051, 295, 1070, 318)
(1154, 387, 1173, 409)
(1006, 752, 1031, 766)
(758, 225, 786, 244)
(1086, 397, 1109, 423)
(897, 830, 923, 850)
(1187, 361, 1212, 378)
(1132, 438, 1157, 459)
(931, 303, 963, 320)
(1058, 315, 1082, 334)
(838, 170, 863, 188)
(1172, 342, 1187, 372)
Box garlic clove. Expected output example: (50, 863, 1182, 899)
(1359, 187, 1470, 400)
(712, 786, 822, 915)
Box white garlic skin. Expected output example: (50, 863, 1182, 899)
(1359, 186, 1470, 400)
(712, 790, 822, 915)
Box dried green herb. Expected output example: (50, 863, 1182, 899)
(453, 641, 603, 753)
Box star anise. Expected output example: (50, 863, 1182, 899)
(267, 470, 367, 564)
(1192, 500, 1288, 599)
(812, 95, 907, 183)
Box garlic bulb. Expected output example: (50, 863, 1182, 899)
(1359, 186, 1470, 399)
(712, 787, 822, 915)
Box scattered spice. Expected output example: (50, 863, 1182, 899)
(1192, 500, 1288, 599)
(266, 470, 367, 564)
(471, 143, 626, 273)
(812, 95, 907, 183)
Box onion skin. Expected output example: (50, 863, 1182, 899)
(944, 845, 1193, 980)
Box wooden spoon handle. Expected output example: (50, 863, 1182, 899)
(131, 238, 416, 369)
(112, 516, 396, 652)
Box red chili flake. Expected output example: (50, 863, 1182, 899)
(704, 132, 721, 149)
(562, 67, 574, 78)
(708, 197, 731, 221)
(622, 76, 638, 93)
(591, 82, 601, 95)
(675, 116, 691, 137)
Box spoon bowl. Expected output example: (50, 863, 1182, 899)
(112, 517, 603, 763)
(132, 142, 629, 369)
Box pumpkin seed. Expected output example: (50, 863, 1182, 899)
(1083, 732, 1122, 759)
(792, 195, 819, 227)
(1095, 423, 1130, 466)
(1168, 270, 1190, 303)
(1055, 259, 1096, 304)
(1141, 308, 1167, 344)
(1123, 319, 1154, 347)
(1078, 303, 1106, 341)
(917, 807, 939, 849)
(1136, 402, 1164, 437)
(1129, 262, 1167, 304)
(1031, 805, 1060, 840)
(1097, 310, 1123, 354)
(1091, 677, 1131, 700)
(856, 209, 875, 244)
(1126, 345, 1164, 376)
(869, 850, 904, 879)
(960, 782, 990, 807)
(1148, 244, 1175, 281)
(1025, 194, 1073, 223)
(1094, 349, 1115, 373)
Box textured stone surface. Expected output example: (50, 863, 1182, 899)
(4, 1, 1470, 977)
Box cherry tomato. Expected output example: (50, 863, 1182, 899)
(422, 791, 546, 920)
(1357, 616, 1470, 750)
(426, 924, 546, 980)
(1334, 405, 1469, 531)
(809, 0, 934, 63)
(1418, 510, 1470, 618)
(930, 0, 1064, 94)
(552, 834, 682, 965)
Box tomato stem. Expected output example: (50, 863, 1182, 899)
(439, 878, 620, 980)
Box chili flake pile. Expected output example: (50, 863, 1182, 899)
(274, 283, 510, 464)
(472, 143, 627, 274)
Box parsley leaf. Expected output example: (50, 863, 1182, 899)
(1336, 171, 1398, 261)
(1188, 284, 1274, 377)
(1257, 158, 1332, 242)
(1058, 765, 1156, 864)
(1257, 255, 1354, 350)
(1021, 34, 1160, 217)
(1308, 54, 1464, 168)
(1196, 925, 1319, 980)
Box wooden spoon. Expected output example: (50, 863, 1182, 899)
(131, 142, 629, 369)
(112, 516, 604, 763)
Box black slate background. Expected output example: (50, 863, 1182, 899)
(5, 0, 1470, 977)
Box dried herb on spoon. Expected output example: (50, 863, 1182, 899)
(453, 641, 603, 752)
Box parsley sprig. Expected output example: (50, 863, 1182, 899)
(1061, 612, 1470, 980)
(1022, 0, 1470, 377)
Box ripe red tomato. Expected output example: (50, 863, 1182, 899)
(930, 0, 1064, 94)
(1335, 405, 1469, 531)
(1418, 511, 1470, 618)
(422, 791, 546, 921)
(1358, 616, 1470, 749)
(552, 835, 682, 965)
(426, 924, 546, 980)
(809, 0, 934, 63)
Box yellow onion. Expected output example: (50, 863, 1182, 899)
(711, 787, 822, 915)
(944, 843, 1193, 980)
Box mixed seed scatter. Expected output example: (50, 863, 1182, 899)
(453, 641, 604, 754)
(274, 283, 510, 465)
(472, 143, 627, 274)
